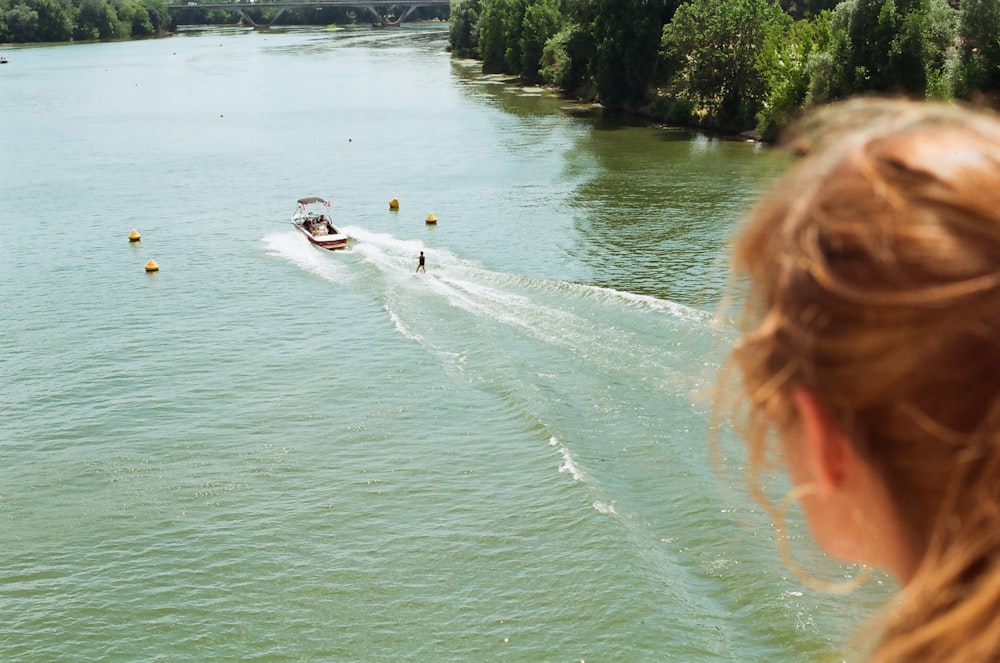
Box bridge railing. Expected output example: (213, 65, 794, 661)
(166, 0, 450, 27)
(167, 0, 450, 8)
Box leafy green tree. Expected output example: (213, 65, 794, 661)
(829, 0, 882, 93)
(956, 0, 1000, 95)
(477, 0, 506, 72)
(779, 0, 838, 21)
(499, 0, 527, 72)
(756, 12, 830, 137)
(828, 0, 956, 97)
(921, 0, 958, 98)
(76, 0, 133, 38)
(116, 0, 152, 36)
(141, 0, 170, 34)
(588, 0, 666, 110)
(24, 0, 73, 41)
(519, 0, 560, 80)
(661, 0, 789, 130)
(2, 3, 40, 41)
(539, 21, 592, 93)
(475, 0, 563, 80)
(449, 0, 481, 57)
(802, 12, 839, 104)
(543, 0, 599, 96)
(477, 0, 529, 73)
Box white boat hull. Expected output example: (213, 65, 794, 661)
(292, 223, 348, 250)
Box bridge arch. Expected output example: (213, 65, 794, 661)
(167, 0, 450, 28)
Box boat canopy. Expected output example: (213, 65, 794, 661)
(298, 197, 328, 205)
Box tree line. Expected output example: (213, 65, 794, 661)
(0, 0, 170, 41)
(0, 1, 447, 43)
(449, 0, 1000, 137)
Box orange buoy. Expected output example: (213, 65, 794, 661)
(389, 197, 399, 210)
(128, 229, 141, 242)
(425, 213, 437, 225)
(144, 259, 159, 273)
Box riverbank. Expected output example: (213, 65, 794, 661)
(493, 77, 769, 142)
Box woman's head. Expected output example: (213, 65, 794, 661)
(729, 98, 1000, 658)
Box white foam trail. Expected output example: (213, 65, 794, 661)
(341, 224, 707, 332)
(547, 436, 584, 481)
(592, 501, 617, 515)
(585, 285, 713, 324)
(434, 273, 585, 346)
(261, 230, 351, 283)
(269, 225, 710, 387)
(386, 308, 424, 344)
(557, 446, 583, 481)
(344, 226, 425, 276)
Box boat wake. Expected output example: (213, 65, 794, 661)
(263, 224, 722, 389)
(261, 229, 353, 284)
(262, 225, 724, 502)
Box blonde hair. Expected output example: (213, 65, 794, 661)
(727, 98, 1000, 662)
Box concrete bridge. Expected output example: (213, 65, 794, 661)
(167, 0, 450, 27)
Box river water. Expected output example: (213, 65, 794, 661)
(1, 25, 890, 661)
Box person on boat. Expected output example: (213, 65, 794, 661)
(416, 251, 426, 273)
(720, 98, 1000, 662)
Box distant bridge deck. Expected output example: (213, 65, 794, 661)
(167, 0, 450, 27)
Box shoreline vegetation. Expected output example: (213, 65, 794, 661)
(0, 2, 447, 45)
(447, 0, 1000, 139)
(3, 0, 998, 137)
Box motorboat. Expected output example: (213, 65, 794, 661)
(291, 197, 348, 250)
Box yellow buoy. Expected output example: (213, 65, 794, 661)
(128, 229, 141, 242)
(425, 213, 437, 225)
(144, 259, 159, 273)
(389, 197, 399, 210)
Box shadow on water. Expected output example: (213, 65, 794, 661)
(564, 124, 791, 307)
(446, 57, 792, 308)
(449, 57, 572, 120)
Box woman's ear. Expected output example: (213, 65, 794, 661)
(789, 388, 910, 576)
(792, 388, 850, 496)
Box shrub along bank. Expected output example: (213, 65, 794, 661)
(449, 0, 1000, 138)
